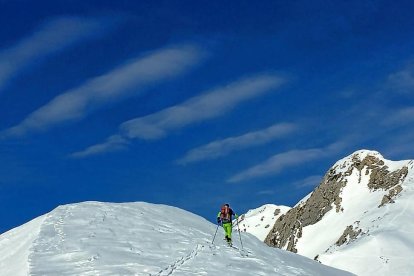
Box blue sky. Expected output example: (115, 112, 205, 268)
(1, 0, 414, 233)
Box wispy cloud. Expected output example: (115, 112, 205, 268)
(228, 149, 323, 183)
(383, 131, 414, 158)
(382, 106, 414, 126)
(176, 123, 297, 164)
(256, 190, 276, 196)
(227, 142, 345, 183)
(386, 134, 414, 160)
(387, 63, 414, 93)
(0, 16, 113, 91)
(120, 74, 285, 140)
(72, 74, 286, 157)
(70, 135, 129, 158)
(1, 44, 204, 138)
(292, 175, 322, 189)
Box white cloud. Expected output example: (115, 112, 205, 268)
(256, 190, 276, 196)
(1, 44, 204, 138)
(70, 135, 128, 158)
(387, 64, 414, 93)
(0, 16, 111, 91)
(228, 149, 323, 183)
(227, 142, 345, 183)
(382, 127, 414, 158)
(177, 123, 297, 164)
(382, 106, 414, 126)
(72, 74, 285, 157)
(120, 74, 285, 140)
(292, 175, 322, 189)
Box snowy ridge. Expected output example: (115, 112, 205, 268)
(265, 150, 414, 276)
(0, 215, 46, 276)
(237, 204, 290, 241)
(0, 201, 353, 275)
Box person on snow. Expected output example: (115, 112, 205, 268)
(217, 203, 238, 245)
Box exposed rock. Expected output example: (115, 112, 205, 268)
(355, 155, 407, 207)
(336, 225, 362, 246)
(264, 151, 409, 253)
(353, 154, 408, 191)
(379, 185, 403, 207)
(264, 168, 348, 251)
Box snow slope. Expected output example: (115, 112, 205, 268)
(0, 201, 353, 275)
(0, 215, 46, 276)
(309, 151, 414, 276)
(264, 150, 414, 276)
(237, 204, 290, 241)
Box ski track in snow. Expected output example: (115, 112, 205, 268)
(152, 241, 254, 275)
(152, 244, 202, 276)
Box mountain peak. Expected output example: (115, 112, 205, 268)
(264, 150, 414, 275)
(332, 149, 384, 173)
(350, 149, 383, 158)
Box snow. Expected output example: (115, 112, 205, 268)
(331, 150, 383, 174)
(0, 201, 353, 276)
(293, 151, 414, 276)
(237, 204, 290, 241)
(318, 162, 414, 275)
(0, 215, 46, 276)
(3, 150, 411, 276)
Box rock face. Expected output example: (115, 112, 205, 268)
(263, 150, 414, 276)
(264, 168, 348, 252)
(265, 151, 409, 252)
(378, 184, 403, 207)
(335, 224, 362, 247)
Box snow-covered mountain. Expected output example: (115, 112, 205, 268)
(264, 150, 414, 276)
(0, 201, 353, 275)
(237, 204, 290, 241)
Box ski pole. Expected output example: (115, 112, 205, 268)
(236, 217, 244, 250)
(211, 223, 220, 244)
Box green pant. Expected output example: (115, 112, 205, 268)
(223, 223, 232, 239)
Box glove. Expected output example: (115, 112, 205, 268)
(217, 217, 222, 225)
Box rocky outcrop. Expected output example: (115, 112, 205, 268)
(379, 185, 403, 207)
(264, 151, 409, 253)
(353, 154, 408, 191)
(335, 225, 362, 246)
(264, 167, 348, 252)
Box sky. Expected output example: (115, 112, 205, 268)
(1, 0, 414, 234)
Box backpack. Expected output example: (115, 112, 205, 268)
(220, 205, 231, 221)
